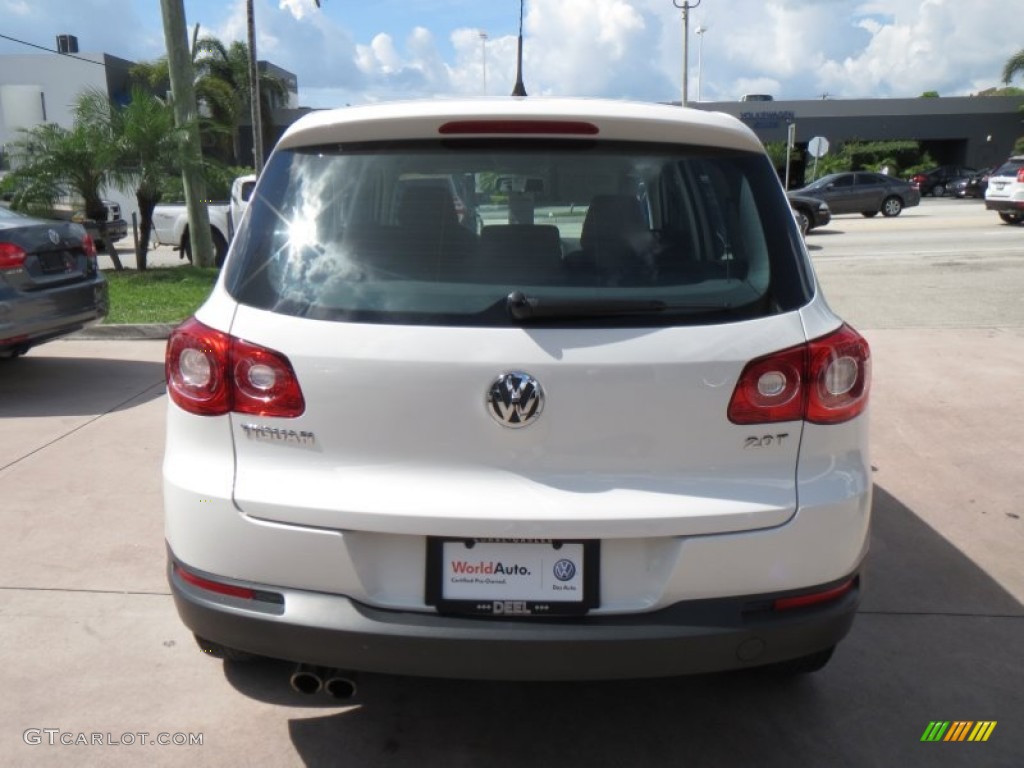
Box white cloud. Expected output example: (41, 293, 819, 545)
(278, 0, 310, 21)
(2, 0, 1020, 107)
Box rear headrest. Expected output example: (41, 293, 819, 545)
(580, 195, 648, 250)
(480, 225, 561, 259)
(397, 186, 459, 231)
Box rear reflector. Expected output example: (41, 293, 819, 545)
(773, 578, 856, 611)
(439, 120, 599, 136)
(174, 564, 255, 600)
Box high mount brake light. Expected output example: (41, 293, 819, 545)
(166, 317, 305, 417)
(438, 120, 600, 136)
(728, 325, 870, 426)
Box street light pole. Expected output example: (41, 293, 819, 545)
(512, 0, 527, 96)
(246, 0, 263, 173)
(695, 25, 707, 102)
(672, 0, 701, 106)
(479, 30, 488, 95)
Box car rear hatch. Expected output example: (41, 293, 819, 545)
(226, 308, 808, 538)
(215, 104, 819, 539)
(986, 158, 1024, 202)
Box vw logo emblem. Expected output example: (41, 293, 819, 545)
(486, 372, 544, 428)
(552, 559, 576, 582)
(48, 229, 61, 245)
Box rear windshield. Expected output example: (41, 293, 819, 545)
(225, 139, 811, 326)
(993, 158, 1024, 177)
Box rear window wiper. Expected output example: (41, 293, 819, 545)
(505, 290, 741, 320)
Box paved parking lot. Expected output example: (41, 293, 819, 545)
(1, 198, 1021, 767)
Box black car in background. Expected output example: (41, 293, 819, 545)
(794, 171, 921, 218)
(950, 168, 992, 199)
(909, 165, 978, 197)
(0, 207, 108, 358)
(786, 192, 832, 235)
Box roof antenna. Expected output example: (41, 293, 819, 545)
(511, 0, 527, 96)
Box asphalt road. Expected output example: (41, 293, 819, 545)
(0, 197, 1021, 767)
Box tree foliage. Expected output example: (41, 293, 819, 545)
(132, 33, 288, 167)
(75, 87, 190, 268)
(808, 139, 929, 179)
(1002, 49, 1024, 85)
(5, 121, 113, 222)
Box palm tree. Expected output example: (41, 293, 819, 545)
(130, 46, 236, 166)
(1003, 49, 1024, 84)
(5, 122, 113, 225)
(75, 87, 189, 269)
(193, 36, 288, 166)
(129, 34, 286, 168)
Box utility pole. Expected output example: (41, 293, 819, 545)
(672, 0, 701, 106)
(160, 0, 214, 267)
(247, 0, 263, 173)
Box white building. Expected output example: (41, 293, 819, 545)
(0, 45, 138, 222)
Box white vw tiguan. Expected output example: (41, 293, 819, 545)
(164, 99, 871, 688)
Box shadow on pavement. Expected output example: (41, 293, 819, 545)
(219, 486, 1023, 767)
(0, 355, 164, 417)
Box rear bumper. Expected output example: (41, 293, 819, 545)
(169, 554, 860, 681)
(985, 198, 1024, 212)
(0, 277, 108, 350)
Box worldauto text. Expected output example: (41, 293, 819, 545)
(450, 561, 531, 576)
(23, 730, 203, 746)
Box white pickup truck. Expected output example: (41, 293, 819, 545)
(152, 175, 256, 266)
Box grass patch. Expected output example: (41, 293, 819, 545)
(102, 267, 219, 324)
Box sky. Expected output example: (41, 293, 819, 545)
(1, 0, 1023, 108)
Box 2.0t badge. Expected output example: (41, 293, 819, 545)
(486, 372, 544, 428)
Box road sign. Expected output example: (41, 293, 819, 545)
(808, 136, 830, 158)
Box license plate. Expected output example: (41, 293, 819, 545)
(425, 538, 599, 616)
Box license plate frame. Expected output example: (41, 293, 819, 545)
(425, 538, 599, 617)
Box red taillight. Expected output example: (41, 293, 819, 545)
(805, 325, 871, 424)
(174, 563, 255, 600)
(773, 578, 856, 611)
(1016, 169, 1024, 183)
(438, 120, 600, 136)
(726, 345, 806, 424)
(728, 325, 870, 425)
(0, 242, 27, 270)
(82, 233, 97, 260)
(166, 317, 305, 417)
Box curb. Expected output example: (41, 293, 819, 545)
(72, 323, 176, 341)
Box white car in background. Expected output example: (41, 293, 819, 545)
(984, 155, 1024, 224)
(230, 174, 257, 233)
(163, 98, 872, 693)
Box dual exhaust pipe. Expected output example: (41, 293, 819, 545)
(289, 663, 357, 700)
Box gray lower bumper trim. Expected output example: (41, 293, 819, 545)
(169, 558, 859, 681)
